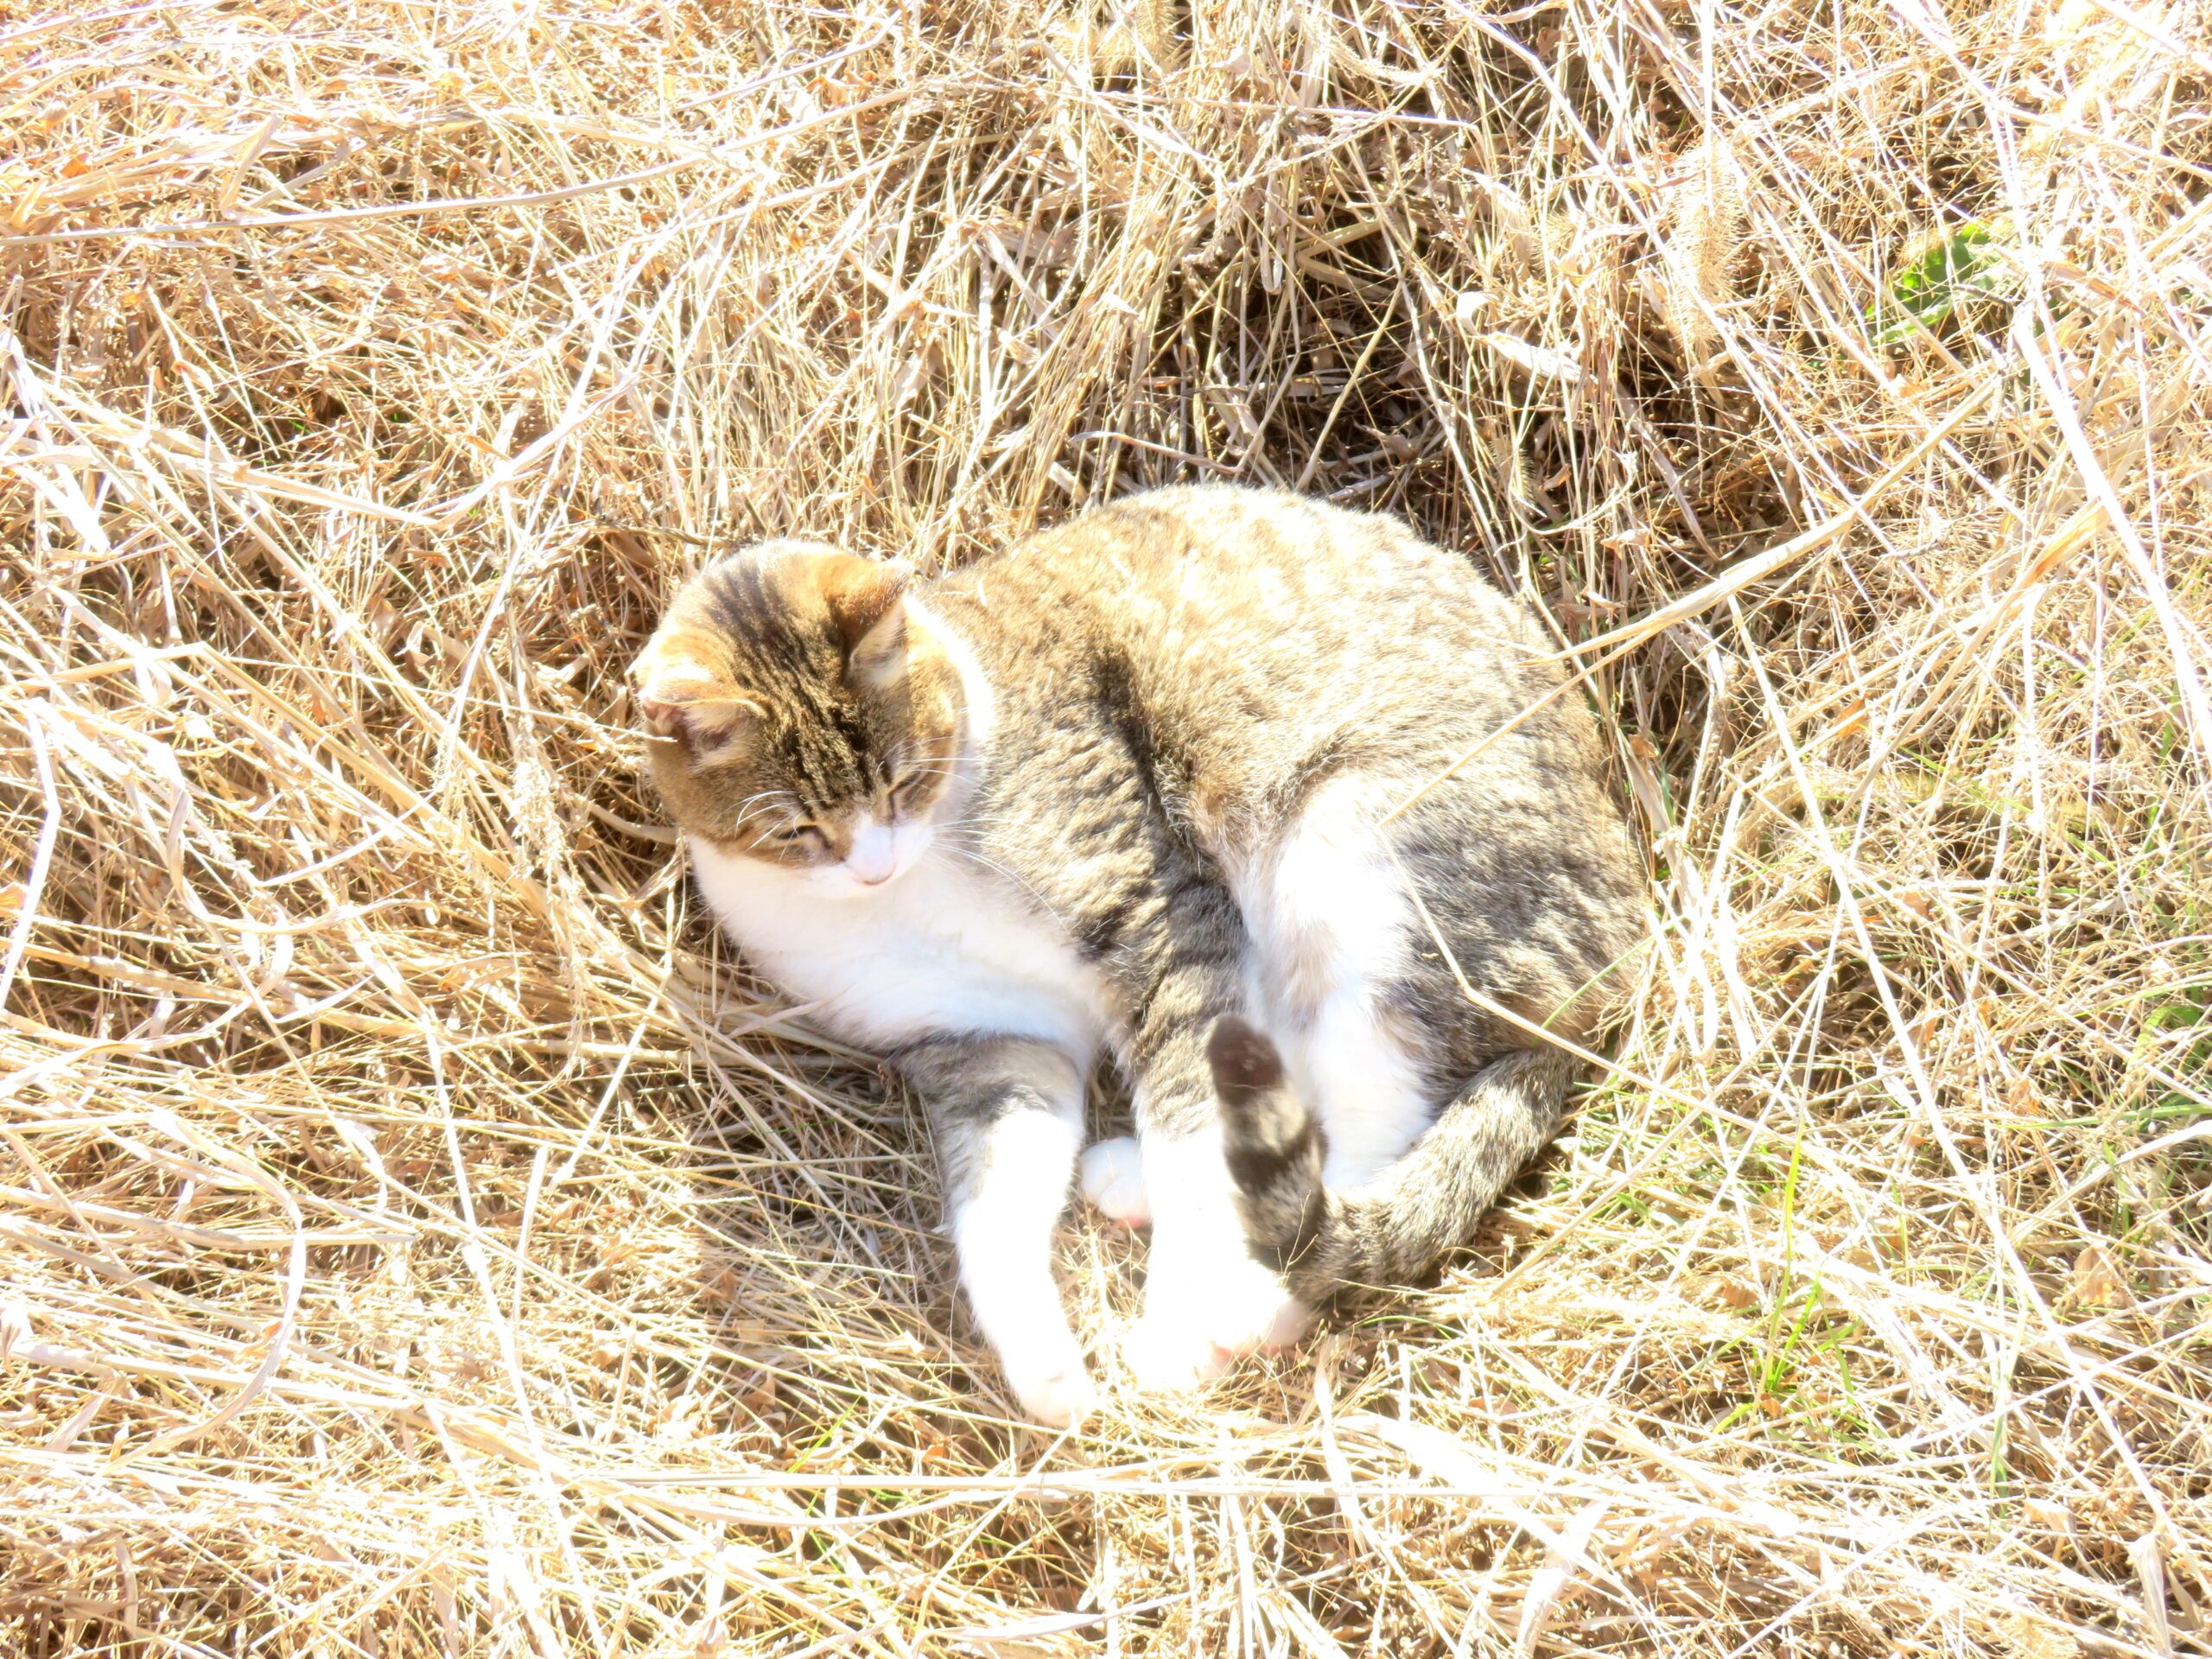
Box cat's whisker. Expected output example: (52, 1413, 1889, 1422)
(932, 842, 1074, 924)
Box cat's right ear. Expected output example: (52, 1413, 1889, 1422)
(630, 630, 761, 763)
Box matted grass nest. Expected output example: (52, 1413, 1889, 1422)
(4, 0, 2210, 1652)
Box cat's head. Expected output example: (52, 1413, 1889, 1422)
(630, 540, 976, 897)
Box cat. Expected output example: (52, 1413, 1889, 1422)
(630, 484, 1645, 1424)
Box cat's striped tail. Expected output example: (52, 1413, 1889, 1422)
(1207, 1017, 1576, 1302)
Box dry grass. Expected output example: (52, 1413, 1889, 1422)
(3, 0, 2210, 1652)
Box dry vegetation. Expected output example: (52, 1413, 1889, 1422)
(3, 0, 2210, 1652)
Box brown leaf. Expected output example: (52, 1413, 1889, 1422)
(2066, 1247, 2132, 1311)
(1693, 1274, 1761, 1310)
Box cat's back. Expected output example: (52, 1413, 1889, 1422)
(959, 484, 1511, 624)
(936, 485, 1565, 753)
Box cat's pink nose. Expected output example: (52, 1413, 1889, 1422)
(844, 821, 899, 886)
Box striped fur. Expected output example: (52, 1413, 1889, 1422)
(1210, 1016, 1574, 1300)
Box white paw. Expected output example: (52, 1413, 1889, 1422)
(1001, 1339, 1098, 1427)
(1122, 1313, 1235, 1395)
(1123, 1251, 1311, 1396)
(1078, 1137, 1151, 1227)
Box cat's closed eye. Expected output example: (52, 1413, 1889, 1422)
(768, 823, 827, 849)
(887, 772, 929, 810)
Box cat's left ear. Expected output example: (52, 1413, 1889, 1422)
(823, 556, 916, 684)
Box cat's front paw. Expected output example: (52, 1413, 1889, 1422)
(1077, 1136, 1151, 1227)
(1001, 1341, 1098, 1427)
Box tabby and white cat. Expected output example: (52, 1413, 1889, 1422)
(632, 486, 1644, 1423)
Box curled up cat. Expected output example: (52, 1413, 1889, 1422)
(631, 485, 1646, 1424)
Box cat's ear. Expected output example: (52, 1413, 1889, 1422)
(821, 556, 916, 685)
(630, 629, 761, 762)
(821, 556, 912, 650)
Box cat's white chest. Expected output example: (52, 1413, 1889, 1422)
(689, 837, 1105, 1057)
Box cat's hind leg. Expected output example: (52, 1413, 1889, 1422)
(1242, 774, 1435, 1187)
(1123, 1122, 1313, 1393)
(903, 1038, 1096, 1427)
(1119, 775, 1429, 1393)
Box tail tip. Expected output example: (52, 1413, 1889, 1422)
(1207, 1016, 1286, 1108)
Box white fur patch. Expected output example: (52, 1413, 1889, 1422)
(1077, 1135, 1150, 1226)
(1232, 776, 1433, 1186)
(691, 836, 1107, 1057)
